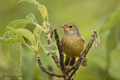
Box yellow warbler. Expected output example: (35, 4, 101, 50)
(61, 23, 87, 66)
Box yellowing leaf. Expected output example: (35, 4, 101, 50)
(0, 31, 25, 43)
(19, 0, 35, 5)
(19, 0, 48, 21)
(8, 19, 33, 29)
(35, 1, 48, 21)
(25, 13, 38, 23)
(8, 28, 35, 45)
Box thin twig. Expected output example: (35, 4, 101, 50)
(50, 31, 54, 38)
(46, 32, 61, 69)
(36, 54, 65, 77)
(54, 29, 66, 72)
(48, 65, 56, 80)
(52, 52, 61, 69)
(68, 30, 98, 80)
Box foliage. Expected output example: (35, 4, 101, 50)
(0, 0, 120, 80)
(100, 9, 120, 54)
(0, 0, 57, 80)
(99, 9, 120, 79)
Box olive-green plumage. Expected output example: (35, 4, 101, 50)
(61, 23, 86, 66)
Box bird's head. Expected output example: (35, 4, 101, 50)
(60, 23, 80, 35)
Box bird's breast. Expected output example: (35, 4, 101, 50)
(61, 36, 84, 57)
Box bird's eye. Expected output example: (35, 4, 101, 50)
(69, 25, 72, 28)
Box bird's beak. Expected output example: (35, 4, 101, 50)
(60, 25, 66, 28)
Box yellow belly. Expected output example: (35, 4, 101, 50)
(61, 36, 85, 57)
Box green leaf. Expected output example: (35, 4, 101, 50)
(19, 0, 48, 21)
(7, 19, 34, 29)
(38, 30, 57, 54)
(110, 48, 120, 80)
(42, 43, 57, 54)
(106, 24, 119, 54)
(99, 9, 120, 54)
(100, 9, 120, 33)
(25, 13, 38, 23)
(8, 28, 35, 45)
(0, 31, 25, 43)
(8, 43, 22, 80)
(34, 25, 42, 38)
(35, 1, 48, 21)
(19, 0, 35, 4)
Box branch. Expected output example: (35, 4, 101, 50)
(48, 65, 56, 80)
(46, 32, 61, 69)
(54, 29, 66, 72)
(36, 54, 65, 77)
(52, 52, 61, 69)
(68, 30, 98, 80)
(37, 29, 98, 80)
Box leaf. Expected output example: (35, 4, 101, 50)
(106, 24, 119, 54)
(19, 0, 35, 4)
(25, 13, 38, 23)
(19, 0, 48, 21)
(38, 30, 57, 54)
(7, 19, 34, 29)
(42, 43, 58, 54)
(8, 43, 22, 80)
(34, 25, 42, 38)
(8, 28, 35, 45)
(35, 1, 48, 21)
(100, 9, 120, 33)
(0, 31, 25, 43)
(110, 48, 120, 80)
(99, 9, 120, 54)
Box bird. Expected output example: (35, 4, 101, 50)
(61, 22, 87, 66)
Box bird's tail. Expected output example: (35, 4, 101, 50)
(65, 56, 87, 66)
(65, 56, 75, 66)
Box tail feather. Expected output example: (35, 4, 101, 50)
(65, 56, 87, 66)
(65, 56, 75, 66)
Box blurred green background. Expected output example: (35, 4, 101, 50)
(0, 0, 120, 80)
